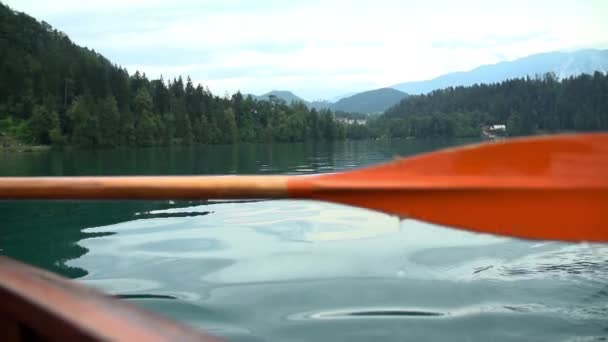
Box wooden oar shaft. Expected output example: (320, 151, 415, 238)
(1, 134, 607, 242)
(0, 176, 290, 199)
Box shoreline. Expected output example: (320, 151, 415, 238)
(0, 145, 52, 153)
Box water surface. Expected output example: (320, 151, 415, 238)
(1, 139, 607, 341)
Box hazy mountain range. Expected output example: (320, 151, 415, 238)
(252, 88, 408, 114)
(252, 91, 307, 104)
(328, 88, 407, 113)
(391, 49, 608, 94)
(256, 49, 608, 114)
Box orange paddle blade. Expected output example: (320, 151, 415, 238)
(288, 133, 608, 242)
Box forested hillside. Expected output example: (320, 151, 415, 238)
(0, 3, 346, 147)
(331, 88, 407, 114)
(2, 2, 606, 147)
(374, 72, 608, 138)
(253, 91, 308, 105)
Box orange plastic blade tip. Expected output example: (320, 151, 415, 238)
(287, 133, 608, 242)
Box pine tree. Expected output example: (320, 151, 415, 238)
(67, 96, 98, 146)
(97, 96, 120, 147)
(219, 108, 239, 143)
(133, 87, 157, 146)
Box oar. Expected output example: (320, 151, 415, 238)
(1, 133, 607, 242)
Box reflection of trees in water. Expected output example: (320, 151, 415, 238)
(0, 200, 206, 278)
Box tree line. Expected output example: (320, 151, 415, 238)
(2, 2, 607, 147)
(375, 72, 608, 138)
(0, 3, 348, 147)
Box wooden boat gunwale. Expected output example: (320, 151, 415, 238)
(0, 256, 220, 341)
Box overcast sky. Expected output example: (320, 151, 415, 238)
(5, 0, 608, 100)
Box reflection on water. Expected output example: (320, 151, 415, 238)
(2, 138, 608, 341)
(68, 200, 608, 340)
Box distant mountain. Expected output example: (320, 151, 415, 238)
(332, 88, 408, 114)
(392, 49, 608, 94)
(253, 91, 336, 111)
(308, 100, 332, 110)
(252, 90, 308, 104)
(329, 92, 356, 102)
(307, 92, 360, 110)
(252, 89, 406, 114)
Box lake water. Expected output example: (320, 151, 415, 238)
(1, 139, 607, 341)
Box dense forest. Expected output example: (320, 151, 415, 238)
(375, 72, 608, 138)
(0, 3, 348, 148)
(2, 2, 607, 149)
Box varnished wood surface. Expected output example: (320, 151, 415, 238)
(0, 256, 222, 341)
(0, 175, 289, 199)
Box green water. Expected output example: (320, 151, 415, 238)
(1, 139, 607, 341)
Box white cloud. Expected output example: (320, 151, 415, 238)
(4, 0, 608, 100)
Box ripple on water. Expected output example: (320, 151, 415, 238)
(289, 308, 446, 320)
(289, 301, 608, 322)
(135, 211, 212, 219)
(138, 238, 226, 253)
(67, 198, 608, 341)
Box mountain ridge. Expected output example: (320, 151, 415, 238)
(391, 49, 608, 94)
(330, 88, 407, 114)
(251, 90, 308, 104)
(252, 88, 408, 114)
(252, 49, 608, 114)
